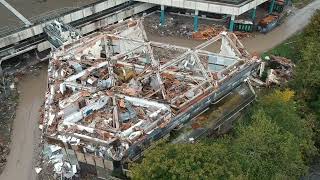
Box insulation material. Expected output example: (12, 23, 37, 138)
(220, 37, 237, 57)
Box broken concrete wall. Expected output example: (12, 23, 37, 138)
(41, 18, 260, 178)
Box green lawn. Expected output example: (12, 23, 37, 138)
(263, 33, 303, 62)
(292, 0, 314, 8)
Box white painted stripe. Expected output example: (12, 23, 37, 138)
(0, 0, 32, 26)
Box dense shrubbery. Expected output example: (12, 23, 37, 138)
(131, 90, 315, 180)
(290, 10, 320, 149)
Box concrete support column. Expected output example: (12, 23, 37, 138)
(269, 0, 275, 14)
(285, 0, 289, 5)
(160, 5, 165, 26)
(0, 61, 3, 78)
(229, 15, 235, 32)
(251, 7, 257, 21)
(194, 10, 199, 32)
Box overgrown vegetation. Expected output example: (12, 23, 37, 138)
(265, 33, 302, 63)
(269, 9, 320, 149)
(292, 0, 314, 8)
(131, 90, 315, 179)
(130, 10, 320, 180)
(290, 10, 320, 152)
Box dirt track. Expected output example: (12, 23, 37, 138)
(0, 1, 319, 180)
(0, 65, 47, 180)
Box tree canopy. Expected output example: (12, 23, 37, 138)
(233, 110, 307, 179)
(130, 90, 314, 180)
(131, 140, 243, 180)
(292, 10, 320, 100)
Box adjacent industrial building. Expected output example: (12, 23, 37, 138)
(0, 0, 288, 70)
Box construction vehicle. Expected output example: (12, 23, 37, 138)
(257, 12, 285, 33)
(257, 14, 279, 33)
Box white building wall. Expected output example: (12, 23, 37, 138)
(136, 0, 269, 15)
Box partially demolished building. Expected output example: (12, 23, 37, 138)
(42, 19, 260, 177)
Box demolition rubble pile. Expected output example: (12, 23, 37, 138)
(266, 55, 295, 86)
(250, 55, 295, 87)
(144, 12, 225, 39)
(41, 19, 258, 177)
(0, 76, 18, 173)
(39, 144, 77, 179)
(192, 28, 253, 41)
(192, 26, 226, 40)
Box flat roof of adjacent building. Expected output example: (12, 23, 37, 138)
(0, 0, 99, 33)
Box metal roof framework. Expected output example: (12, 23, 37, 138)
(44, 19, 255, 161)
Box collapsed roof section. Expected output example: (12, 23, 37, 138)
(44, 19, 257, 161)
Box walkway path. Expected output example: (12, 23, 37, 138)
(0, 65, 47, 180)
(148, 1, 320, 53)
(242, 0, 320, 53)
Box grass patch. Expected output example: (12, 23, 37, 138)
(292, 0, 314, 8)
(263, 33, 303, 62)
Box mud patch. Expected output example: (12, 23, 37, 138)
(0, 61, 47, 176)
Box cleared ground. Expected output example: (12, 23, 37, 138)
(0, 64, 47, 180)
(146, 2, 320, 54)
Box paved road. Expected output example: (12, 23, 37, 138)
(0, 1, 320, 180)
(242, 0, 320, 53)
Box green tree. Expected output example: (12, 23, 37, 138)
(289, 10, 320, 150)
(291, 10, 320, 100)
(233, 110, 308, 179)
(293, 41, 320, 99)
(257, 90, 316, 159)
(130, 90, 313, 180)
(130, 140, 243, 180)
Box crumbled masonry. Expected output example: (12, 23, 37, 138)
(41, 19, 260, 177)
